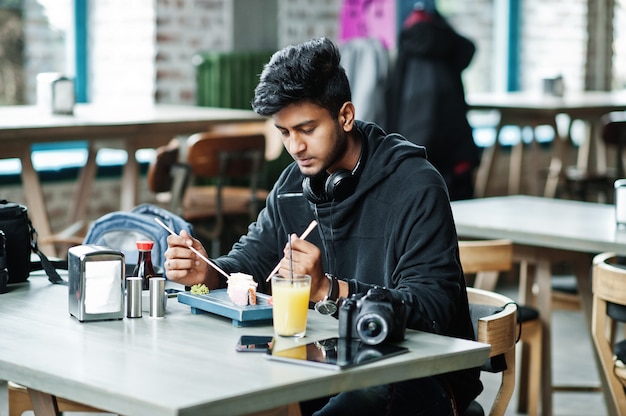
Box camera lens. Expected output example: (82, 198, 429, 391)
(355, 312, 389, 345)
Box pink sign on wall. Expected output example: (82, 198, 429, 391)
(339, 0, 397, 49)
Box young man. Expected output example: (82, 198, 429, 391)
(164, 37, 481, 415)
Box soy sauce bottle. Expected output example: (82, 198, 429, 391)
(133, 240, 156, 290)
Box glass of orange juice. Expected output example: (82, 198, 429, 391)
(271, 274, 311, 337)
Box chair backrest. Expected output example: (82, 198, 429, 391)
(466, 287, 518, 416)
(186, 131, 266, 180)
(146, 138, 191, 215)
(467, 287, 518, 358)
(147, 131, 266, 213)
(593, 252, 626, 306)
(601, 111, 626, 178)
(591, 252, 626, 415)
(458, 239, 513, 291)
(205, 119, 283, 161)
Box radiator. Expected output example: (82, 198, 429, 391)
(194, 51, 274, 110)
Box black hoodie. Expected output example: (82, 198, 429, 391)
(215, 120, 482, 411)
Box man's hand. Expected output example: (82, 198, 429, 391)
(277, 234, 326, 301)
(164, 230, 217, 287)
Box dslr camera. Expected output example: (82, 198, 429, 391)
(338, 286, 408, 345)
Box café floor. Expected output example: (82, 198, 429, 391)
(0, 277, 608, 416)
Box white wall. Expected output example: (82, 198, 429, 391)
(518, 0, 588, 93)
(88, 0, 156, 105)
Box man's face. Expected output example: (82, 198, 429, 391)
(273, 101, 346, 178)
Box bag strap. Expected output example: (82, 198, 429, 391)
(29, 222, 67, 285)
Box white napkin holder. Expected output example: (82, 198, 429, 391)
(37, 72, 75, 115)
(68, 245, 125, 322)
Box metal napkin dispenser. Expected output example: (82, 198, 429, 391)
(68, 245, 125, 322)
(37, 72, 75, 115)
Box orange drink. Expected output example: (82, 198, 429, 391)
(271, 274, 311, 337)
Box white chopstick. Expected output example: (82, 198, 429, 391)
(154, 217, 230, 279)
(265, 220, 318, 282)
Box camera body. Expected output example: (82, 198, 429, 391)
(338, 286, 408, 345)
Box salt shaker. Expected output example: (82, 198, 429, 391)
(126, 277, 143, 318)
(149, 277, 166, 319)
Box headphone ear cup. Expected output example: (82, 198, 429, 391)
(325, 169, 357, 202)
(303, 175, 330, 204)
(304, 137, 367, 204)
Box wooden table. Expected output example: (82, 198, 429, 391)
(0, 273, 490, 416)
(452, 195, 626, 416)
(467, 91, 626, 197)
(0, 104, 264, 255)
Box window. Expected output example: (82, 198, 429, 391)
(0, 0, 150, 182)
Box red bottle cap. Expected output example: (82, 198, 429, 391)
(136, 240, 154, 251)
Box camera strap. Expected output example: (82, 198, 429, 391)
(28, 221, 67, 285)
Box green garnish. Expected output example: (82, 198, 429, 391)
(190, 283, 209, 295)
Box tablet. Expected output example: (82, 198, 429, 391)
(266, 337, 408, 370)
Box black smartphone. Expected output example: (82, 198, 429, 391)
(235, 335, 274, 353)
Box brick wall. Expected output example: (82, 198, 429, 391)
(278, 0, 340, 47)
(23, 0, 70, 104)
(154, 0, 231, 104)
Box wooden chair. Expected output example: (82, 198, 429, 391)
(148, 130, 269, 257)
(204, 119, 283, 162)
(458, 239, 513, 292)
(8, 381, 112, 416)
(458, 239, 542, 416)
(591, 251, 626, 415)
(465, 287, 518, 416)
(205, 119, 293, 191)
(562, 110, 626, 203)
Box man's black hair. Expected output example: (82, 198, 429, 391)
(252, 37, 351, 118)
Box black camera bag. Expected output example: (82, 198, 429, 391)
(0, 199, 65, 285)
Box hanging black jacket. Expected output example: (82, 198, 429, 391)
(386, 13, 480, 200)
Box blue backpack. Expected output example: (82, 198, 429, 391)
(83, 204, 194, 274)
